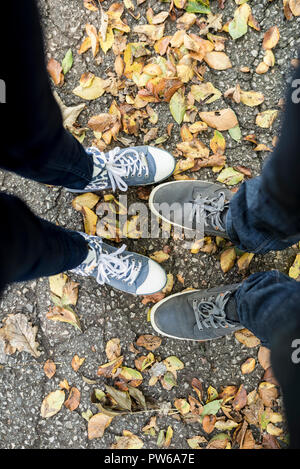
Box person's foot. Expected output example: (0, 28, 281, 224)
(150, 284, 243, 341)
(149, 181, 234, 238)
(71, 233, 167, 295)
(68, 146, 175, 193)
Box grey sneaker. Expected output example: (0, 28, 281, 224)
(71, 233, 167, 295)
(68, 146, 175, 193)
(149, 180, 234, 238)
(150, 284, 243, 341)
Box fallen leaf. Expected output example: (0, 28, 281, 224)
(169, 89, 186, 124)
(41, 390, 65, 418)
(97, 356, 124, 378)
(88, 413, 113, 439)
(256, 110, 279, 129)
(232, 384, 247, 411)
(228, 3, 251, 40)
(235, 328, 260, 347)
(241, 357, 256, 375)
(240, 90, 264, 107)
(71, 354, 85, 372)
(258, 346, 271, 370)
(47, 58, 64, 86)
(174, 398, 191, 415)
(204, 51, 232, 70)
(65, 387, 81, 411)
(217, 167, 244, 186)
(263, 26, 280, 50)
(47, 306, 81, 331)
(149, 250, 170, 263)
(136, 335, 162, 351)
(202, 414, 216, 434)
(0, 314, 41, 358)
(289, 0, 300, 16)
(199, 109, 238, 131)
(111, 430, 143, 449)
(220, 247, 236, 273)
(49, 273, 68, 299)
(44, 359, 56, 379)
(289, 253, 300, 280)
(105, 338, 121, 361)
(237, 252, 254, 271)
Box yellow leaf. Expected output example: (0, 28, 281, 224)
(241, 357, 256, 375)
(240, 90, 265, 107)
(73, 76, 109, 100)
(82, 206, 98, 236)
(237, 252, 254, 271)
(41, 390, 65, 418)
(99, 26, 114, 54)
(49, 273, 68, 298)
(289, 253, 300, 280)
(150, 250, 170, 263)
(72, 193, 100, 211)
(256, 110, 278, 128)
(220, 248, 236, 273)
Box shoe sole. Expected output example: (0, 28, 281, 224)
(150, 288, 243, 341)
(149, 180, 231, 235)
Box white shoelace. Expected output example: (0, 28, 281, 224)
(93, 147, 149, 192)
(88, 244, 142, 286)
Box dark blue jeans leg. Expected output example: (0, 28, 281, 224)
(0, 0, 93, 190)
(0, 194, 88, 292)
(236, 271, 300, 348)
(226, 62, 300, 254)
(235, 271, 300, 449)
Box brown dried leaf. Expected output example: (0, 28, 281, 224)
(44, 359, 56, 379)
(105, 338, 121, 361)
(204, 51, 232, 70)
(136, 335, 162, 351)
(0, 314, 41, 358)
(263, 26, 280, 50)
(88, 413, 113, 440)
(199, 109, 238, 131)
(258, 346, 271, 370)
(235, 328, 260, 348)
(47, 58, 64, 86)
(232, 384, 247, 411)
(202, 414, 216, 434)
(241, 357, 256, 375)
(65, 387, 81, 411)
(71, 354, 85, 372)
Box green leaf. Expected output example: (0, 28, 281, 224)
(157, 430, 165, 448)
(201, 399, 222, 417)
(228, 4, 251, 40)
(228, 125, 242, 141)
(62, 49, 73, 75)
(186, 1, 211, 13)
(105, 385, 132, 411)
(169, 89, 186, 125)
(217, 167, 244, 186)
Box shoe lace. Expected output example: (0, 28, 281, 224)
(189, 191, 229, 232)
(93, 147, 149, 192)
(193, 292, 236, 330)
(86, 241, 142, 286)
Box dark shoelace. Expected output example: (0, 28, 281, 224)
(193, 292, 237, 330)
(189, 191, 229, 232)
